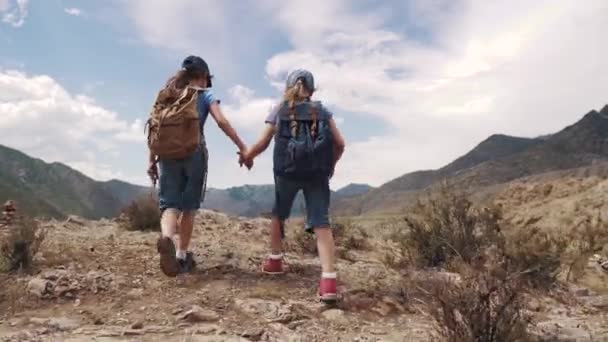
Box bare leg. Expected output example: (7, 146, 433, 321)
(160, 209, 179, 238)
(314, 227, 336, 273)
(178, 211, 195, 252)
(270, 217, 283, 254)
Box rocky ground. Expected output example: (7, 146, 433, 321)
(1, 209, 607, 341)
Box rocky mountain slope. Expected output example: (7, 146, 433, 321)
(335, 105, 608, 215)
(0, 144, 148, 220)
(0, 144, 373, 220)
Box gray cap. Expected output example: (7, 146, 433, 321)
(286, 69, 315, 91)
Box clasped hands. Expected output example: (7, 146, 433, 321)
(238, 149, 254, 170)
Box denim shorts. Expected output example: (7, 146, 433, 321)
(158, 146, 208, 212)
(272, 175, 331, 232)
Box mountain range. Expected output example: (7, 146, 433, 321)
(0, 144, 373, 219)
(1, 104, 606, 219)
(334, 105, 608, 215)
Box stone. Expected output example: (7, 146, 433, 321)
(234, 299, 282, 320)
(241, 328, 264, 341)
(29, 317, 50, 325)
(130, 321, 144, 330)
(27, 278, 53, 298)
(47, 317, 80, 331)
(186, 324, 219, 335)
(588, 295, 608, 309)
(372, 302, 393, 317)
(126, 288, 144, 300)
(321, 309, 348, 325)
(570, 286, 590, 297)
(178, 305, 220, 323)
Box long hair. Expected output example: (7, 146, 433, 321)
(158, 68, 207, 106)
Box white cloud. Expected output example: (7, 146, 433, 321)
(1, 0, 28, 27)
(0, 69, 144, 182)
(262, 0, 608, 187)
(125, 0, 608, 189)
(64, 7, 82, 17)
(222, 85, 277, 132)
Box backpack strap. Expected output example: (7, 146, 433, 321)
(310, 104, 319, 138)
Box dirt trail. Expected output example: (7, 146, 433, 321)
(1, 210, 607, 341)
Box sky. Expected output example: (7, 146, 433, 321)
(0, 0, 607, 190)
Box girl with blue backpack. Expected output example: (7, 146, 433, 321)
(240, 69, 346, 302)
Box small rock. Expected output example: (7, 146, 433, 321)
(48, 317, 79, 331)
(186, 324, 218, 335)
(122, 329, 145, 336)
(178, 305, 220, 323)
(369, 327, 388, 335)
(241, 328, 264, 341)
(372, 302, 392, 317)
(570, 286, 590, 297)
(286, 320, 306, 330)
(126, 288, 144, 299)
(74, 298, 81, 307)
(588, 295, 608, 309)
(131, 321, 144, 330)
(321, 309, 348, 325)
(29, 317, 50, 326)
(27, 278, 53, 298)
(234, 298, 282, 320)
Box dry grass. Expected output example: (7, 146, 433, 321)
(387, 184, 504, 268)
(563, 213, 608, 282)
(503, 226, 567, 289)
(119, 195, 161, 232)
(0, 215, 46, 273)
(287, 218, 370, 256)
(420, 261, 531, 342)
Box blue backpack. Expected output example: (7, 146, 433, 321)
(273, 101, 334, 179)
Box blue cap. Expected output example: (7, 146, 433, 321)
(286, 69, 315, 91)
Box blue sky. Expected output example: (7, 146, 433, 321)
(0, 0, 607, 189)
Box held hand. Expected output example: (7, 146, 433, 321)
(237, 150, 254, 170)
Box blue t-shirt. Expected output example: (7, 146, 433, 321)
(265, 100, 333, 124)
(197, 89, 219, 132)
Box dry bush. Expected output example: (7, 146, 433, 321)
(120, 195, 161, 232)
(333, 219, 370, 251)
(421, 261, 531, 342)
(390, 184, 504, 268)
(563, 213, 608, 281)
(0, 216, 46, 273)
(388, 184, 570, 290)
(504, 226, 567, 289)
(288, 219, 370, 255)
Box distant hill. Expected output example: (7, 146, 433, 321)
(334, 105, 608, 215)
(334, 183, 374, 198)
(0, 143, 374, 219)
(0, 144, 148, 219)
(204, 183, 374, 217)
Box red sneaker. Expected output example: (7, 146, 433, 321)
(319, 277, 338, 303)
(262, 256, 284, 275)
